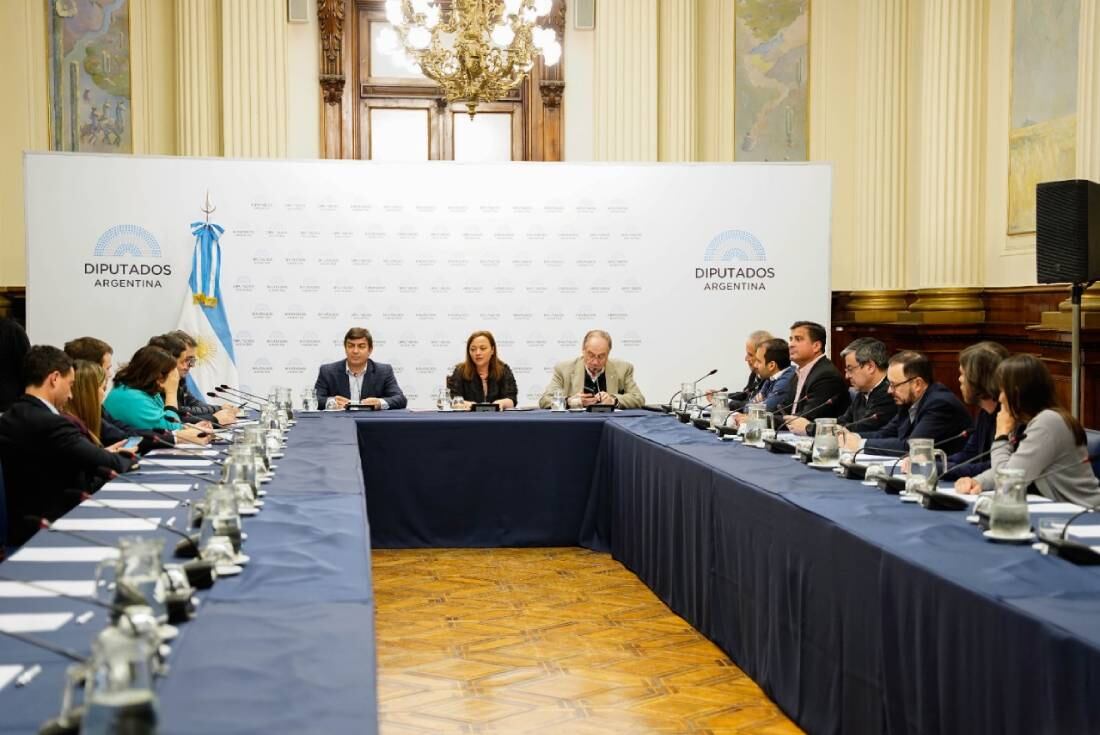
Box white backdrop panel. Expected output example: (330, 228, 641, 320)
(25, 154, 832, 407)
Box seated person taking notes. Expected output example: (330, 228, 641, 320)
(314, 327, 407, 410)
(447, 330, 517, 409)
(538, 329, 645, 409)
(731, 338, 794, 425)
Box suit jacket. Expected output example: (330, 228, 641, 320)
(862, 382, 972, 454)
(0, 318, 29, 412)
(808, 376, 898, 435)
(314, 359, 407, 409)
(751, 366, 795, 413)
(538, 357, 645, 409)
(728, 372, 764, 411)
(0, 395, 135, 548)
(776, 356, 850, 424)
(177, 383, 219, 424)
(448, 364, 518, 404)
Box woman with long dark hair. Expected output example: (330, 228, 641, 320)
(956, 354, 1100, 504)
(103, 345, 183, 431)
(446, 330, 518, 409)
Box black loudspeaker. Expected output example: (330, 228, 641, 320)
(1036, 179, 1100, 283)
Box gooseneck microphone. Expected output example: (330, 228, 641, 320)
(217, 385, 271, 405)
(101, 470, 197, 507)
(666, 369, 718, 407)
(210, 390, 261, 410)
(0, 575, 145, 631)
(205, 391, 250, 411)
(71, 492, 199, 556)
(780, 397, 834, 428)
(839, 412, 882, 431)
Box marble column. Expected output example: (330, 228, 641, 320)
(593, 0, 658, 161)
(658, 0, 697, 162)
(175, 0, 222, 156)
(222, 0, 288, 158)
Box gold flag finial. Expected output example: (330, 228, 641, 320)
(201, 190, 216, 223)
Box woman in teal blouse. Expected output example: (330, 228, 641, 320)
(103, 346, 184, 431)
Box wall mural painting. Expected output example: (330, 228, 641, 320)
(1008, 0, 1078, 235)
(734, 0, 809, 162)
(47, 0, 132, 153)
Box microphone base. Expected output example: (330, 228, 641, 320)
(1038, 533, 1100, 565)
(38, 711, 82, 735)
(470, 403, 500, 412)
(876, 476, 906, 495)
(586, 404, 615, 414)
(690, 417, 711, 430)
(173, 535, 201, 559)
(675, 411, 692, 424)
(183, 559, 217, 589)
(796, 448, 813, 464)
(916, 489, 969, 511)
(838, 460, 867, 479)
(764, 438, 797, 455)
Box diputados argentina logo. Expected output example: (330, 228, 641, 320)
(696, 230, 775, 291)
(85, 225, 172, 288)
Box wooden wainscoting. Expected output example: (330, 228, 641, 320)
(831, 286, 1100, 428)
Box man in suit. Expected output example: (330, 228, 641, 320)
(788, 337, 897, 436)
(314, 327, 406, 410)
(538, 329, 645, 409)
(779, 320, 849, 427)
(0, 346, 136, 549)
(842, 350, 972, 455)
(731, 338, 795, 425)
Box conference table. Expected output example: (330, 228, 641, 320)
(4, 408, 1100, 734)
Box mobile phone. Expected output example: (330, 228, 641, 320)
(122, 436, 143, 451)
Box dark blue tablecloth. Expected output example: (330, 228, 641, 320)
(600, 415, 1100, 735)
(0, 415, 377, 734)
(354, 409, 649, 548)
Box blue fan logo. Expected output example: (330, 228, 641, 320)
(702, 230, 766, 263)
(94, 224, 161, 258)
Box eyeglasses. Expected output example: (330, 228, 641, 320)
(183, 357, 197, 367)
(887, 376, 917, 391)
(843, 362, 865, 375)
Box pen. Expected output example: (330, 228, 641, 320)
(15, 664, 42, 688)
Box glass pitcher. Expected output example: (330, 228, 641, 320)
(990, 467, 1031, 538)
(96, 538, 168, 623)
(80, 626, 159, 735)
(709, 391, 731, 430)
(811, 418, 841, 466)
(301, 387, 318, 412)
(905, 438, 947, 496)
(201, 483, 244, 555)
(680, 382, 695, 411)
(743, 403, 771, 446)
(222, 455, 260, 502)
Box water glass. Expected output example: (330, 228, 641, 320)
(709, 391, 730, 430)
(551, 389, 566, 411)
(863, 463, 888, 486)
(324, 396, 340, 410)
(301, 388, 318, 411)
(680, 382, 695, 410)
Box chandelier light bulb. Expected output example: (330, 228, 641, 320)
(384, 0, 403, 25)
(490, 23, 515, 48)
(408, 25, 432, 49)
(521, 7, 537, 23)
(532, 26, 554, 50)
(542, 39, 561, 66)
(424, 4, 440, 28)
(503, 0, 522, 16)
(410, 0, 431, 14)
(534, 0, 552, 17)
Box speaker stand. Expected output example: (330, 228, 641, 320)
(1071, 280, 1096, 420)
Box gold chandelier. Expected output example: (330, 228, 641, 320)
(380, 0, 562, 117)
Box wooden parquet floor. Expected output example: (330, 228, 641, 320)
(372, 548, 802, 734)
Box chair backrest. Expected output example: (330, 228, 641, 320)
(1086, 429, 1100, 480)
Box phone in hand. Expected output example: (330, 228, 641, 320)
(122, 436, 143, 452)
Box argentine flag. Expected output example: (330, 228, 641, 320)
(176, 221, 238, 396)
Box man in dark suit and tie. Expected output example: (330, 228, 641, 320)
(314, 327, 407, 410)
(0, 346, 137, 549)
(787, 337, 897, 436)
(778, 320, 849, 428)
(841, 350, 972, 455)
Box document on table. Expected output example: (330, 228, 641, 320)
(101, 481, 193, 494)
(1028, 502, 1086, 514)
(0, 581, 96, 598)
(6, 547, 119, 563)
(0, 666, 23, 692)
(0, 613, 74, 633)
(147, 448, 221, 458)
(79, 498, 178, 511)
(139, 459, 215, 468)
(51, 517, 161, 532)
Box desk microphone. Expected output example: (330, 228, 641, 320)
(665, 369, 718, 408)
(217, 385, 271, 404)
(0, 627, 85, 663)
(781, 397, 834, 428)
(210, 390, 261, 410)
(144, 432, 225, 460)
(65, 494, 216, 589)
(0, 575, 152, 632)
